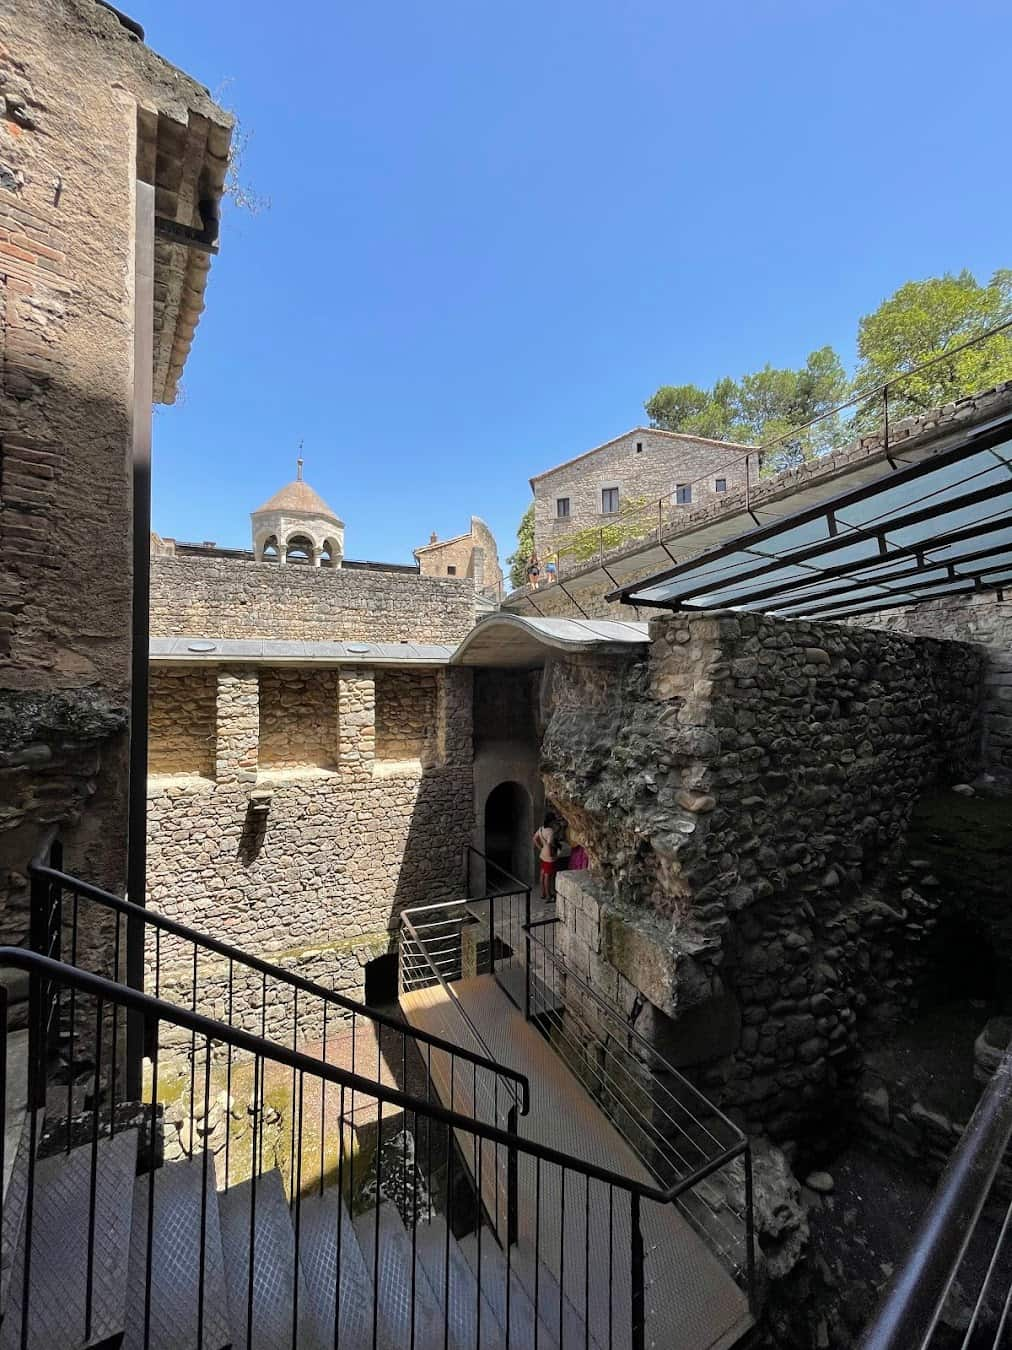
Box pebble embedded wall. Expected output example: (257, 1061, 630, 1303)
(542, 613, 983, 1141)
(150, 557, 476, 646)
(146, 662, 473, 1028)
(148, 668, 216, 779)
(375, 671, 437, 763)
(856, 592, 1012, 782)
(257, 668, 340, 773)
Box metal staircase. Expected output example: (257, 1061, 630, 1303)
(0, 839, 756, 1349)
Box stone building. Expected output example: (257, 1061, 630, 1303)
(0, 0, 232, 948)
(529, 426, 758, 559)
(146, 476, 505, 1011)
(413, 515, 503, 598)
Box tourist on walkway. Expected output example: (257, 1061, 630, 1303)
(527, 552, 541, 588)
(533, 814, 557, 900)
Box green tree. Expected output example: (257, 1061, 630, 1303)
(645, 347, 849, 472)
(854, 269, 1012, 418)
(506, 502, 535, 589)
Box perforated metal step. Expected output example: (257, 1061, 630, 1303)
(458, 1228, 559, 1350)
(354, 1201, 443, 1350)
(122, 1154, 231, 1350)
(414, 1215, 504, 1350)
(296, 1188, 396, 1350)
(0, 1127, 138, 1350)
(217, 1169, 323, 1350)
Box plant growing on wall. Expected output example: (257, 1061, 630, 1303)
(506, 502, 535, 589)
(549, 495, 653, 566)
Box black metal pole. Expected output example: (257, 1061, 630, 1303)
(126, 179, 155, 1099)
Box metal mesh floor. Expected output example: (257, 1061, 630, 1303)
(400, 976, 754, 1350)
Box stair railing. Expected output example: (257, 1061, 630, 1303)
(28, 834, 530, 1142)
(2, 946, 745, 1350)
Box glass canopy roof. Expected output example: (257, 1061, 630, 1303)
(608, 428, 1012, 620)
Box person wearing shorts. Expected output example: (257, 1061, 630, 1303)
(533, 814, 557, 900)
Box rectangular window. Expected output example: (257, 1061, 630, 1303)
(675, 483, 692, 506)
(556, 497, 570, 519)
(447, 565, 457, 575)
(601, 487, 619, 514)
(715, 477, 727, 493)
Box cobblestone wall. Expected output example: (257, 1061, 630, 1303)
(151, 556, 476, 646)
(257, 668, 340, 773)
(856, 593, 1012, 782)
(146, 663, 473, 1026)
(148, 668, 216, 779)
(375, 671, 437, 763)
(542, 613, 983, 1142)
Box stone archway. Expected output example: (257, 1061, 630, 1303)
(483, 780, 532, 890)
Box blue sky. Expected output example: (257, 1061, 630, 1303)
(138, 0, 1011, 565)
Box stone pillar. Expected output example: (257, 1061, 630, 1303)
(312, 546, 323, 568)
(278, 544, 287, 566)
(437, 667, 473, 767)
(215, 668, 259, 786)
(339, 668, 375, 781)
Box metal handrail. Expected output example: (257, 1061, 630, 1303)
(399, 908, 529, 1117)
(463, 843, 528, 897)
(524, 923, 745, 1149)
(28, 840, 529, 1109)
(860, 1047, 1012, 1349)
(7, 944, 728, 1206)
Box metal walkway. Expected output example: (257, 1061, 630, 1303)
(400, 975, 754, 1350)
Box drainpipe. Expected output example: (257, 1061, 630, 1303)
(125, 178, 154, 1099)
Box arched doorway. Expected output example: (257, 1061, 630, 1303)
(483, 781, 532, 890)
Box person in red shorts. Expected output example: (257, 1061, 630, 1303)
(533, 814, 558, 900)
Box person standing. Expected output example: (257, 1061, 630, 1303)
(533, 814, 557, 900)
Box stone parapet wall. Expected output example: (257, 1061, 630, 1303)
(151, 556, 476, 646)
(147, 663, 473, 1011)
(541, 613, 983, 1140)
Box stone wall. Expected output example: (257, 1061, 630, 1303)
(150, 556, 476, 646)
(375, 671, 437, 764)
(258, 668, 340, 774)
(541, 613, 983, 1141)
(148, 668, 216, 779)
(532, 428, 755, 558)
(146, 662, 473, 1026)
(856, 593, 1012, 782)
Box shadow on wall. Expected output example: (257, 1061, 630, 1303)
(484, 780, 533, 890)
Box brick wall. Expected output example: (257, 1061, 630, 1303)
(532, 429, 754, 558)
(151, 556, 477, 646)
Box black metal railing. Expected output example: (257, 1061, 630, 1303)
(29, 834, 529, 1144)
(861, 1047, 1012, 1350)
(399, 851, 756, 1329)
(0, 940, 740, 1350)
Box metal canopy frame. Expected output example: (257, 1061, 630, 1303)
(607, 421, 1012, 621)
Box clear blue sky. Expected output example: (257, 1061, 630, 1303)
(137, 0, 1011, 565)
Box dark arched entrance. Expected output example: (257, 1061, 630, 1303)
(483, 781, 532, 890)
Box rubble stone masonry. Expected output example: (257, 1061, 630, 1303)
(150, 556, 477, 646)
(146, 663, 473, 1030)
(542, 612, 982, 1141)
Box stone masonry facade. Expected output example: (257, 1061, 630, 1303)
(530, 427, 756, 559)
(147, 662, 473, 1034)
(0, 1, 230, 955)
(151, 556, 477, 646)
(540, 612, 982, 1142)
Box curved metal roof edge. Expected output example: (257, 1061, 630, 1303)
(449, 612, 650, 664)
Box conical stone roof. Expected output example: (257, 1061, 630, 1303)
(252, 462, 343, 524)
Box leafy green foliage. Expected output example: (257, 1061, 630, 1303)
(506, 502, 535, 589)
(645, 348, 849, 472)
(550, 497, 652, 564)
(854, 270, 1012, 419)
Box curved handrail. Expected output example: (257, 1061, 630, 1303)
(2, 945, 736, 1204)
(28, 844, 530, 1112)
